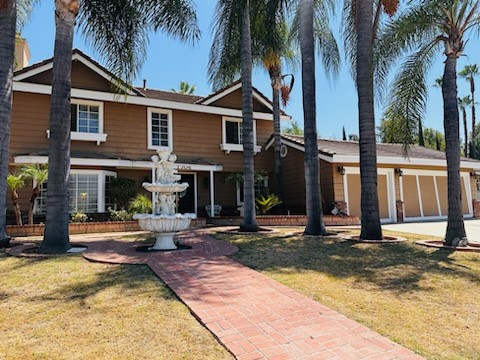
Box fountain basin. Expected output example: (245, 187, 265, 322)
(133, 213, 197, 250)
(142, 182, 188, 194)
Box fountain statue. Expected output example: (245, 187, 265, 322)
(133, 150, 196, 250)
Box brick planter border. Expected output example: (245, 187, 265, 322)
(208, 215, 359, 227)
(6, 218, 206, 238)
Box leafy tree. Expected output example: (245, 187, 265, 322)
(20, 163, 48, 225)
(423, 128, 445, 151)
(459, 64, 479, 157)
(378, 0, 480, 245)
(40, 0, 200, 253)
(172, 81, 196, 94)
(378, 115, 417, 145)
(7, 173, 24, 226)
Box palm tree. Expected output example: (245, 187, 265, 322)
(0, 0, 16, 241)
(379, 0, 480, 245)
(283, 121, 304, 135)
(7, 173, 25, 226)
(343, 0, 400, 240)
(0, 0, 36, 241)
(458, 95, 472, 157)
(40, 0, 200, 253)
(172, 81, 196, 94)
(20, 163, 48, 225)
(459, 64, 479, 158)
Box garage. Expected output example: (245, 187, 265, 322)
(400, 169, 472, 221)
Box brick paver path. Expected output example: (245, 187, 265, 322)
(78, 230, 422, 359)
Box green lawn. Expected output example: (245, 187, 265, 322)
(0, 249, 232, 360)
(213, 228, 480, 360)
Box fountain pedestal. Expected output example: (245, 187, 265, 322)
(133, 150, 196, 251)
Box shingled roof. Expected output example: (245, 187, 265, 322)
(280, 134, 480, 163)
(135, 88, 203, 103)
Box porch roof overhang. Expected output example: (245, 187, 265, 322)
(13, 153, 223, 172)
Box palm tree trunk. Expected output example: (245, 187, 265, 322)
(418, 120, 425, 146)
(239, 0, 258, 232)
(0, 0, 16, 241)
(12, 190, 22, 226)
(272, 77, 285, 205)
(357, 0, 382, 240)
(28, 186, 41, 225)
(463, 108, 468, 157)
(471, 78, 476, 159)
(300, 0, 326, 235)
(443, 56, 467, 245)
(40, 0, 79, 253)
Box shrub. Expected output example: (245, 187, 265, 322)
(106, 177, 136, 209)
(128, 194, 153, 214)
(255, 194, 283, 214)
(108, 208, 133, 222)
(71, 211, 88, 223)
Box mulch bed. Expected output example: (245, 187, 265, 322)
(135, 244, 192, 252)
(342, 234, 407, 243)
(416, 240, 480, 252)
(216, 227, 278, 235)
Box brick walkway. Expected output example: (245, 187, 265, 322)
(78, 229, 422, 360)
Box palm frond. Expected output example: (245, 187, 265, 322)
(17, 0, 39, 32)
(384, 40, 440, 146)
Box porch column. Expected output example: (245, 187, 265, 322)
(210, 170, 215, 217)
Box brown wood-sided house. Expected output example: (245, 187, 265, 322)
(8, 46, 290, 220)
(7, 41, 480, 224)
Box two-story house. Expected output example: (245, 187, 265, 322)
(8, 45, 290, 220)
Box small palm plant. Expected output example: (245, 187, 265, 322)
(20, 163, 48, 225)
(129, 194, 153, 214)
(7, 173, 25, 226)
(255, 194, 283, 215)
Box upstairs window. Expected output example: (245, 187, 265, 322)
(148, 108, 172, 150)
(221, 117, 261, 154)
(45, 99, 106, 144)
(226, 120, 243, 145)
(72, 103, 100, 133)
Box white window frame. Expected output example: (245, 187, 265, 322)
(45, 99, 107, 145)
(34, 169, 117, 214)
(147, 107, 173, 151)
(221, 116, 261, 154)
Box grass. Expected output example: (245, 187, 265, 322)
(0, 249, 232, 360)
(213, 227, 480, 360)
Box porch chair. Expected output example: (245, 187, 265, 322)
(205, 205, 222, 217)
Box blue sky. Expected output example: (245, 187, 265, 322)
(21, 1, 478, 140)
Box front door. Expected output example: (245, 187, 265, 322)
(178, 174, 196, 214)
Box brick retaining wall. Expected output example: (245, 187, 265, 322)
(209, 215, 359, 227)
(7, 219, 207, 237)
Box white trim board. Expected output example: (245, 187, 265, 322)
(13, 155, 223, 172)
(13, 81, 291, 122)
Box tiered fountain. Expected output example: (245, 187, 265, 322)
(133, 150, 196, 250)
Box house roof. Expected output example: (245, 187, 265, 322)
(268, 134, 480, 168)
(135, 88, 203, 104)
(13, 49, 291, 119)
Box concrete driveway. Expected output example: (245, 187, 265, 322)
(383, 218, 480, 240)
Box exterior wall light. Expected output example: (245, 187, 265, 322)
(395, 168, 403, 177)
(337, 165, 345, 175)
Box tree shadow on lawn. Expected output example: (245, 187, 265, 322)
(214, 232, 480, 294)
(32, 261, 177, 305)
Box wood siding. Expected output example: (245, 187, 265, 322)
(209, 88, 272, 113)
